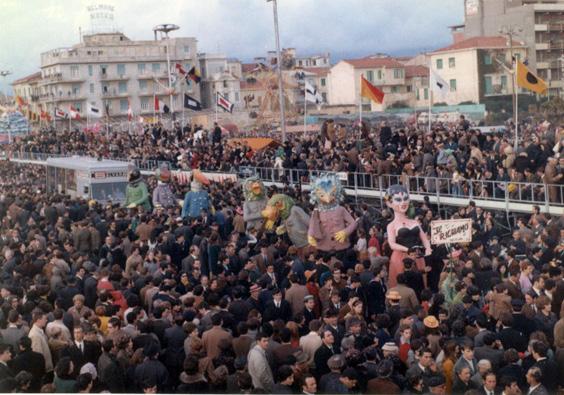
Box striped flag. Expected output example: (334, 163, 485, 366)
(69, 105, 81, 120)
(360, 76, 385, 104)
(54, 108, 68, 119)
(217, 92, 234, 113)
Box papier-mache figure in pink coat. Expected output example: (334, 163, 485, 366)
(307, 174, 357, 252)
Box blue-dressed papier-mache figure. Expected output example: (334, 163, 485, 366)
(182, 170, 211, 219)
(124, 168, 152, 211)
(242, 176, 267, 231)
(308, 174, 357, 252)
(152, 164, 176, 209)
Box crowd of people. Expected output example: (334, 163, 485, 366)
(10, 115, 564, 203)
(0, 116, 561, 394)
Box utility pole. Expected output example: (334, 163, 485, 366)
(153, 24, 179, 125)
(267, 0, 287, 142)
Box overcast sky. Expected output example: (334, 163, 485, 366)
(0, 0, 464, 94)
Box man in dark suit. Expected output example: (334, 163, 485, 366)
(59, 326, 100, 371)
(228, 288, 251, 324)
(497, 349, 525, 390)
(526, 367, 549, 395)
(531, 342, 558, 392)
(510, 299, 536, 340)
(10, 337, 45, 392)
(322, 309, 345, 352)
(497, 312, 527, 353)
(263, 288, 292, 323)
(162, 316, 186, 388)
(478, 372, 498, 395)
(314, 329, 335, 380)
(474, 333, 505, 372)
(0, 344, 13, 380)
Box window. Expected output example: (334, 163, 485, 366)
(424, 88, 429, 100)
(416, 88, 420, 100)
(70, 65, 79, 78)
(484, 76, 493, 95)
(101, 65, 107, 75)
(391, 86, 400, 93)
(73, 102, 81, 112)
(235, 92, 240, 102)
(118, 81, 127, 94)
(117, 64, 126, 76)
(366, 70, 374, 82)
(141, 97, 149, 110)
(139, 80, 147, 91)
(436, 59, 443, 69)
(322, 92, 327, 102)
(138, 63, 146, 75)
(484, 54, 492, 65)
(377, 70, 382, 80)
(88, 65, 93, 76)
(72, 84, 80, 95)
(449, 57, 456, 68)
(393, 69, 403, 78)
(450, 79, 457, 92)
(500, 75, 508, 91)
(321, 78, 326, 87)
(184, 45, 190, 55)
(120, 99, 128, 112)
(102, 85, 109, 94)
(224, 92, 229, 101)
(152, 63, 160, 73)
(89, 83, 94, 94)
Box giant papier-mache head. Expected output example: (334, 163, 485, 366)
(309, 173, 344, 211)
(385, 184, 410, 214)
(243, 176, 266, 201)
(155, 164, 171, 184)
(129, 168, 141, 185)
(262, 194, 295, 224)
(190, 170, 210, 192)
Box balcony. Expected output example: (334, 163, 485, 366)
(534, 24, 548, 31)
(99, 72, 129, 81)
(537, 61, 550, 69)
(548, 23, 564, 32)
(536, 42, 550, 50)
(101, 90, 129, 98)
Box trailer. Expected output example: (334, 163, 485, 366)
(45, 156, 130, 203)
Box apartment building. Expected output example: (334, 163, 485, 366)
(461, 0, 564, 95)
(37, 31, 199, 118)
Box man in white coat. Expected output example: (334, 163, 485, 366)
(247, 332, 274, 391)
(28, 311, 53, 373)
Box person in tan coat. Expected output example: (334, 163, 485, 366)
(488, 283, 512, 321)
(285, 274, 310, 317)
(544, 157, 562, 203)
(387, 273, 419, 313)
(201, 314, 233, 360)
(28, 311, 53, 373)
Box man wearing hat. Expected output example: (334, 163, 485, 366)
(318, 354, 344, 393)
(303, 295, 317, 327)
(427, 374, 447, 395)
(386, 290, 402, 331)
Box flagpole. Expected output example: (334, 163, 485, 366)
(182, 79, 185, 132)
(428, 66, 432, 133)
(514, 65, 518, 150)
(359, 74, 363, 125)
(69, 111, 71, 132)
(303, 90, 307, 134)
(215, 92, 218, 123)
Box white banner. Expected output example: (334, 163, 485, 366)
(172, 170, 237, 185)
(430, 219, 472, 245)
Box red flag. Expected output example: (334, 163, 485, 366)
(154, 96, 160, 112)
(175, 63, 187, 76)
(360, 75, 385, 104)
(69, 105, 81, 120)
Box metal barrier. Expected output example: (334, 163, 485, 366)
(240, 166, 564, 207)
(7, 152, 564, 208)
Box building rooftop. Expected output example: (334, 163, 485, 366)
(12, 72, 42, 86)
(302, 67, 330, 76)
(405, 65, 429, 78)
(431, 36, 526, 54)
(343, 57, 405, 69)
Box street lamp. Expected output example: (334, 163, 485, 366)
(498, 25, 522, 150)
(153, 24, 179, 117)
(0, 70, 12, 104)
(267, 0, 287, 142)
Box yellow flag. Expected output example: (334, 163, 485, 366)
(516, 61, 547, 95)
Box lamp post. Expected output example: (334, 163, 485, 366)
(267, 0, 287, 142)
(499, 25, 522, 150)
(153, 24, 179, 120)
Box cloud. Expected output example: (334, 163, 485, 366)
(0, 0, 463, 93)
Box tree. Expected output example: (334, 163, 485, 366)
(540, 96, 564, 123)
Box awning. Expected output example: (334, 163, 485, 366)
(227, 137, 280, 151)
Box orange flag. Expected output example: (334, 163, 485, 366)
(360, 76, 385, 104)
